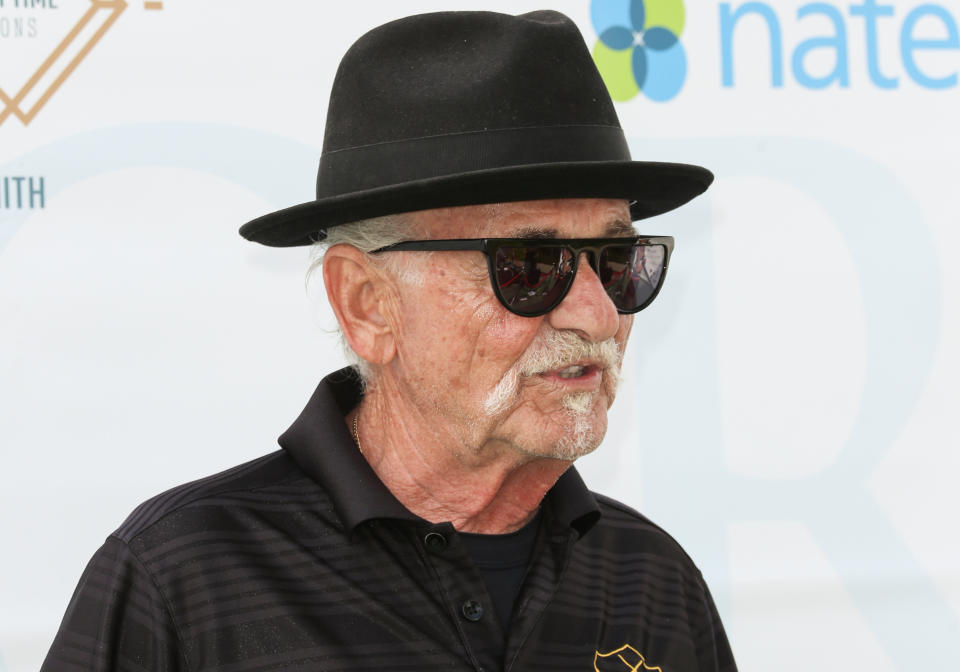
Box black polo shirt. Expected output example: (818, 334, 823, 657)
(42, 368, 737, 672)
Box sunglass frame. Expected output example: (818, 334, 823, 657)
(371, 236, 675, 317)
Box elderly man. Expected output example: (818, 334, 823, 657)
(43, 10, 736, 672)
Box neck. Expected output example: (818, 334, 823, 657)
(351, 377, 571, 534)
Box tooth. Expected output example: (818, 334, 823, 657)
(558, 365, 585, 379)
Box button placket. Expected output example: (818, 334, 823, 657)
(416, 525, 504, 672)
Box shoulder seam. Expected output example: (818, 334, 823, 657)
(114, 451, 295, 543)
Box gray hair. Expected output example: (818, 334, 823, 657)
(306, 213, 421, 384)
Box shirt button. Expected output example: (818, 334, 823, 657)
(423, 531, 447, 552)
(461, 599, 484, 622)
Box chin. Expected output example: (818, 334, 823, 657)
(524, 393, 608, 461)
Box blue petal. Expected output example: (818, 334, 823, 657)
(600, 26, 634, 51)
(643, 26, 678, 51)
(590, 0, 632, 37)
(630, 0, 647, 31)
(632, 46, 648, 89)
(641, 41, 686, 102)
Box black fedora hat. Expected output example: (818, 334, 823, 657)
(239, 10, 713, 247)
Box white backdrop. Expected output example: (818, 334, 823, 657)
(1, 1, 958, 670)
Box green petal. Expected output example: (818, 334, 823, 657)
(644, 0, 685, 36)
(592, 41, 639, 102)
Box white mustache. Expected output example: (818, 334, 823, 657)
(483, 331, 623, 416)
(519, 330, 622, 376)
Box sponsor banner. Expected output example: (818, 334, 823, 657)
(1, 2, 957, 671)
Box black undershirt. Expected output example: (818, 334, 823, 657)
(459, 512, 541, 631)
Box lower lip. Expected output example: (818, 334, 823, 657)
(537, 366, 602, 389)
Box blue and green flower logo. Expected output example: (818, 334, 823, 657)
(591, 0, 687, 102)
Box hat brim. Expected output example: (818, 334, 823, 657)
(239, 160, 713, 247)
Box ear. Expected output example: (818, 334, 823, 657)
(322, 245, 397, 368)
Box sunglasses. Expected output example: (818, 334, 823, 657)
(371, 236, 674, 317)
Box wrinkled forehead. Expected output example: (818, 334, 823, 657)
(411, 198, 635, 239)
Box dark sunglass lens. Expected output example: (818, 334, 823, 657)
(600, 244, 667, 312)
(494, 244, 574, 315)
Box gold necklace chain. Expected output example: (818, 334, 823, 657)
(352, 414, 363, 455)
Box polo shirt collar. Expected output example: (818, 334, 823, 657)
(546, 464, 601, 538)
(279, 368, 601, 537)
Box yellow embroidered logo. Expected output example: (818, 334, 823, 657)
(594, 644, 662, 672)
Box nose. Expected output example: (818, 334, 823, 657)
(546, 252, 620, 342)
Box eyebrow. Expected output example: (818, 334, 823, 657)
(513, 227, 558, 239)
(511, 219, 637, 239)
(606, 219, 637, 236)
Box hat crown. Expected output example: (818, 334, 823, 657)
(238, 10, 713, 247)
(322, 10, 623, 153)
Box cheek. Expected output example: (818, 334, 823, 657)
(392, 258, 545, 392)
(392, 276, 500, 387)
(475, 307, 543, 365)
(397, 286, 472, 355)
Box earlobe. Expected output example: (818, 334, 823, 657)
(322, 246, 397, 368)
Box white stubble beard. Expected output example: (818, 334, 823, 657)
(482, 331, 624, 460)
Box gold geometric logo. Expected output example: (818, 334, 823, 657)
(0, 0, 129, 127)
(594, 644, 663, 672)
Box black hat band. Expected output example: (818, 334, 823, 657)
(316, 124, 631, 198)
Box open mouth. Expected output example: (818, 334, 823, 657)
(557, 364, 589, 379)
(541, 363, 601, 383)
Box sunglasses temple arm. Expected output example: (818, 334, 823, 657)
(374, 239, 487, 253)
